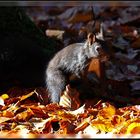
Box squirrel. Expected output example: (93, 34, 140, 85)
(46, 24, 109, 103)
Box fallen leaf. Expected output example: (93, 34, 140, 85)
(68, 104, 85, 115)
(31, 117, 55, 133)
(2, 110, 14, 118)
(0, 97, 5, 106)
(14, 108, 34, 121)
(126, 122, 140, 134)
(20, 91, 35, 102)
(130, 81, 140, 91)
(59, 85, 80, 110)
(98, 103, 116, 120)
(74, 116, 93, 133)
(1, 94, 9, 100)
(45, 29, 65, 39)
(0, 117, 12, 123)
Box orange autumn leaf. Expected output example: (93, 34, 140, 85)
(98, 103, 116, 119)
(20, 105, 49, 118)
(0, 84, 140, 137)
(2, 110, 14, 118)
(52, 110, 76, 121)
(111, 115, 125, 126)
(59, 120, 76, 134)
(14, 108, 34, 121)
(126, 122, 140, 134)
(20, 91, 35, 101)
(74, 116, 93, 133)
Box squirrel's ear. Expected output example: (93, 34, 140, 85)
(96, 23, 104, 41)
(87, 33, 96, 46)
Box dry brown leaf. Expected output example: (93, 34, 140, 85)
(14, 108, 34, 121)
(50, 110, 76, 122)
(74, 116, 93, 133)
(21, 104, 49, 118)
(131, 36, 140, 49)
(111, 115, 125, 126)
(59, 120, 76, 134)
(20, 91, 35, 102)
(59, 85, 80, 110)
(45, 29, 65, 39)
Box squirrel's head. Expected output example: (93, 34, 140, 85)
(86, 24, 110, 62)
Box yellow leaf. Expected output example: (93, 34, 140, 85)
(92, 123, 113, 133)
(2, 110, 14, 117)
(15, 108, 34, 121)
(1, 94, 9, 100)
(98, 103, 116, 119)
(126, 122, 140, 134)
(57, 111, 76, 121)
(20, 91, 35, 101)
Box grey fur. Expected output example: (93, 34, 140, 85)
(46, 40, 103, 103)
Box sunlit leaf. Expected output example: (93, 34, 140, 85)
(98, 103, 116, 120)
(59, 85, 80, 110)
(6, 103, 19, 113)
(68, 104, 85, 115)
(126, 122, 140, 134)
(21, 104, 49, 118)
(91, 119, 114, 133)
(15, 108, 34, 121)
(0, 117, 12, 123)
(0, 97, 5, 106)
(2, 110, 14, 118)
(111, 115, 125, 126)
(74, 116, 93, 133)
(31, 117, 55, 133)
(59, 120, 76, 134)
(20, 90, 35, 101)
(1, 94, 9, 100)
(83, 124, 99, 134)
